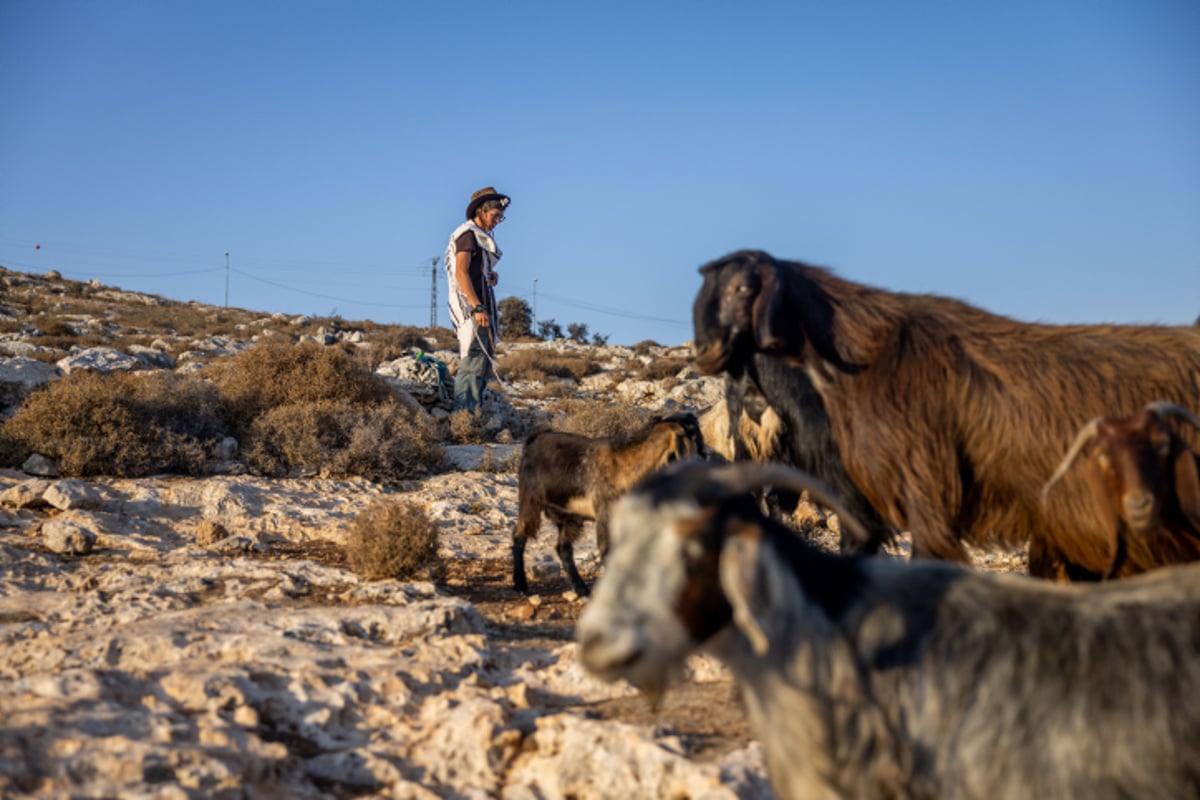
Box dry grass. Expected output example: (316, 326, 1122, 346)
(541, 397, 651, 438)
(632, 355, 690, 382)
(448, 409, 489, 444)
(498, 349, 600, 383)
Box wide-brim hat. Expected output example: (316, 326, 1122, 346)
(466, 187, 511, 220)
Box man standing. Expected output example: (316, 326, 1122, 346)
(445, 186, 510, 415)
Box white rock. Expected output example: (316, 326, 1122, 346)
(42, 517, 97, 554)
(56, 347, 141, 374)
(43, 479, 106, 511)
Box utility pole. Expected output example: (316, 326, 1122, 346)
(533, 278, 538, 331)
(224, 251, 230, 308)
(429, 257, 439, 329)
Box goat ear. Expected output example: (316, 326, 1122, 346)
(1173, 449, 1200, 532)
(718, 525, 771, 655)
(751, 261, 786, 351)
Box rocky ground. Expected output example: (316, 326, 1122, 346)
(0, 467, 774, 799)
(0, 465, 1027, 799)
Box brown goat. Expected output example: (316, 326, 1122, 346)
(693, 249, 1200, 579)
(512, 412, 706, 596)
(1042, 402, 1200, 577)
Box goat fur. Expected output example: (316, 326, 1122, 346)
(577, 461, 1200, 799)
(512, 412, 705, 595)
(1043, 402, 1200, 576)
(692, 250, 1200, 578)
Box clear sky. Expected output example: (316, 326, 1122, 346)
(1, 1, 1197, 345)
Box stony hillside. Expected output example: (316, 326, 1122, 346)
(0, 265, 797, 798)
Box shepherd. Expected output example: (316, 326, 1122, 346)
(445, 186, 510, 415)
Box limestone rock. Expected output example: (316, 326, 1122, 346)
(21, 453, 60, 477)
(43, 479, 106, 511)
(56, 347, 140, 374)
(1, 478, 51, 508)
(0, 356, 60, 415)
(42, 517, 97, 554)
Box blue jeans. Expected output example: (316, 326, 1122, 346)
(453, 332, 493, 414)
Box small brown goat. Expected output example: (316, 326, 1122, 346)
(1043, 401, 1200, 577)
(693, 249, 1200, 579)
(512, 412, 706, 596)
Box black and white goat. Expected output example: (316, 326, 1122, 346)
(578, 461, 1200, 799)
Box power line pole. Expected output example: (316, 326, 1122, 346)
(224, 251, 230, 307)
(429, 256, 439, 329)
(533, 277, 538, 331)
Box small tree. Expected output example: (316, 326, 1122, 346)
(591, 332, 609, 346)
(498, 296, 533, 338)
(567, 322, 589, 344)
(538, 318, 564, 341)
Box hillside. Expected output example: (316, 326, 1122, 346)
(0, 264, 791, 798)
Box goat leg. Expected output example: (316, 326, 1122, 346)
(512, 536, 530, 595)
(556, 539, 591, 596)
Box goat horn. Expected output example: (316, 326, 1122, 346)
(1041, 418, 1100, 501)
(702, 462, 872, 545)
(1144, 401, 1200, 433)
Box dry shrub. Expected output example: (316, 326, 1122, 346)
(209, 341, 393, 437)
(478, 448, 520, 473)
(243, 399, 443, 482)
(498, 349, 599, 383)
(525, 382, 577, 400)
(354, 326, 457, 371)
(448, 409, 489, 444)
(631, 339, 662, 356)
(346, 499, 441, 581)
(633, 355, 690, 382)
(195, 520, 230, 546)
(1, 370, 226, 476)
(543, 397, 650, 438)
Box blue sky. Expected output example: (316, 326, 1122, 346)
(1, 1, 1197, 345)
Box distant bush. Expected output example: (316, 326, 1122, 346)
(543, 397, 649, 438)
(633, 355, 690, 382)
(112, 303, 254, 338)
(498, 349, 599, 383)
(355, 325, 458, 370)
(0, 371, 226, 476)
(346, 499, 441, 581)
(631, 339, 662, 356)
(525, 382, 577, 400)
(448, 409, 488, 444)
(243, 399, 443, 483)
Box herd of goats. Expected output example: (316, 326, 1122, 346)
(507, 250, 1200, 799)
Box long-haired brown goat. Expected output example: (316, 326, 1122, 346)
(512, 412, 706, 596)
(693, 250, 1200, 579)
(1042, 401, 1200, 577)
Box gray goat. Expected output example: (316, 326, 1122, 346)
(577, 461, 1200, 799)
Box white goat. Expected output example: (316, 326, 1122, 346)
(577, 461, 1200, 800)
